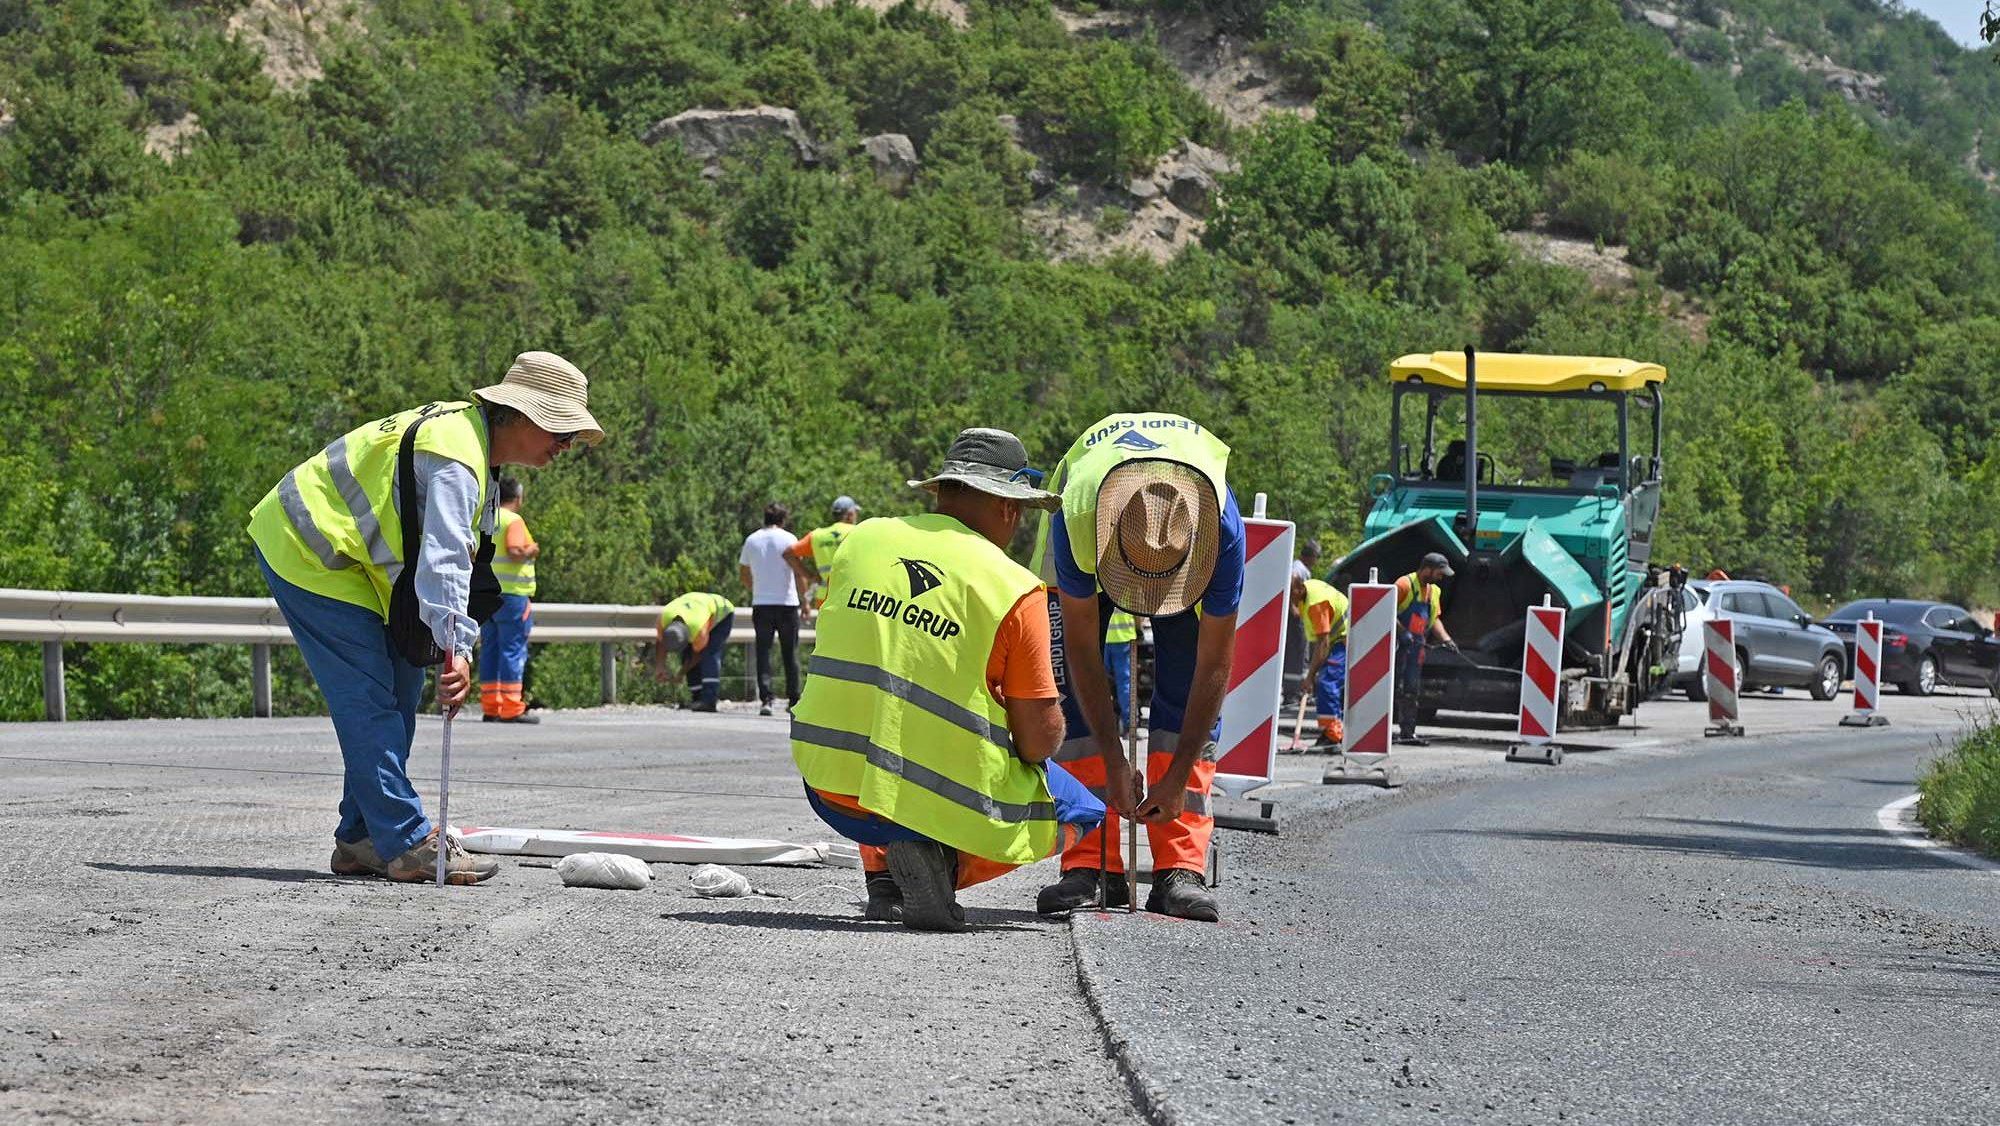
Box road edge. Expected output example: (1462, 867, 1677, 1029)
(1874, 793, 2000, 874)
(1068, 914, 1179, 1126)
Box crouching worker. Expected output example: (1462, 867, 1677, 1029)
(1299, 576, 1348, 748)
(791, 429, 1106, 931)
(656, 592, 737, 712)
(247, 352, 604, 884)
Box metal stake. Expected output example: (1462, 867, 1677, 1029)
(1126, 641, 1140, 913)
(436, 612, 464, 889)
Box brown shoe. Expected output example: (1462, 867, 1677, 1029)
(330, 836, 386, 877)
(385, 829, 500, 885)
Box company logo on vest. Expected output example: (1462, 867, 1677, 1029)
(1111, 430, 1164, 452)
(899, 558, 945, 598)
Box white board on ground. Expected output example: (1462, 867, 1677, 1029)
(459, 825, 861, 868)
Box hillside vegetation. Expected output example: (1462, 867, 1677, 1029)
(3, 0, 1999, 718)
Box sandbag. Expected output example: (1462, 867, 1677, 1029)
(554, 851, 653, 890)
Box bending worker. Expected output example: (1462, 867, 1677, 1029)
(1395, 552, 1457, 747)
(791, 429, 1104, 932)
(784, 495, 861, 615)
(1035, 413, 1244, 922)
(247, 351, 603, 884)
(1298, 575, 1348, 747)
(479, 476, 540, 724)
(656, 591, 737, 712)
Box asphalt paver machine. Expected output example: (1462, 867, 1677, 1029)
(1330, 350, 1686, 728)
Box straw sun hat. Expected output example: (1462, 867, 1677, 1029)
(1094, 460, 1220, 618)
(473, 351, 605, 445)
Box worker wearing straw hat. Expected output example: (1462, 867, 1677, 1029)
(1032, 413, 1244, 922)
(247, 350, 604, 884)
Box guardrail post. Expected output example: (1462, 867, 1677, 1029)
(42, 640, 65, 722)
(252, 644, 272, 718)
(600, 641, 617, 705)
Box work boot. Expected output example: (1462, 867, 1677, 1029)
(492, 713, 540, 725)
(1394, 731, 1430, 747)
(690, 700, 718, 713)
(1145, 868, 1220, 922)
(329, 836, 386, 878)
(385, 828, 500, 885)
(1036, 867, 1131, 915)
(863, 870, 903, 922)
(884, 840, 965, 932)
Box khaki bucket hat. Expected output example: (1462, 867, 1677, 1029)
(1095, 460, 1220, 618)
(473, 351, 605, 446)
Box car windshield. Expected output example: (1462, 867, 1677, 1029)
(1827, 601, 1926, 625)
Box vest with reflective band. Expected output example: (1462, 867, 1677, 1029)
(1397, 573, 1439, 634)
(1046, 413, 1231, 584)
(1105, 610, 1138, 645)
(1303, 578, 1348, 645)
(660, 592, 736, 635)
(493, 508, 536, 597)
(790, 513, 1057, 865)
(809, 523, 853, 576)
(247, 402, 489, 619)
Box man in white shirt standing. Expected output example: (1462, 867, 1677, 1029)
(740, 502, 809, 716)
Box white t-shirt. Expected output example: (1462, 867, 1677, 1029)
(1291, 559, 1311, 585)
(740, 526, 800, 606)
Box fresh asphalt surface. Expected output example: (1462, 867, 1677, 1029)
(2, 687, 1995, 1124)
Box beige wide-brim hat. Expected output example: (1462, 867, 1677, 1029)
(1095, 460, 1220, 618)
(473, 351, 605, 445)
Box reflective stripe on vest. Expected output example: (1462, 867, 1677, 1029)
(1105, 610, 1138, 645)
(1303, 578, 1347, 644)
(247, 401, 489, 618)
(1049, 413, 1231, 581)
(790, 513, 1056, 865)
(493, 508, 536, 596)
(660, 592, 736, 635)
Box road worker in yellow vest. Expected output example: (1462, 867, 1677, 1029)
(784, 495, 861, 617)
(1297, 577, 1349, 748)
(1033, 413, 1245, 922)
(656, 591, 738, 712)
(247, 352, 603, 885)
(791, 429, 1106, 931)
(479, 476, 540, 724)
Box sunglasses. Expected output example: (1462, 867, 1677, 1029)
(551, 430, 581, 448)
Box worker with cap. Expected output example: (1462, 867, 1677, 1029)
(655, 592, 738, 711)
(1103, 609, 1139, 735)
(479, 476, 540, 724)
(1395, 552, 1457, 746)
(247, 351, 603, 884)
(1033, 413, 1244, 922)
(1297, 576, 1348, 748)
(792, 428, 1105, 932)
(784, 495, 862, 616)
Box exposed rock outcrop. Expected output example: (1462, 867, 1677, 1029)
(862, 132, 919, 195)
(642, 106, 820, 172)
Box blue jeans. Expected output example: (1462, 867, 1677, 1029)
(686, 616, 734, 706)
(1104, 641, 1133, 730)
(259, 551, 432, 863)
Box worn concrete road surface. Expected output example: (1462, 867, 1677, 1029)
(2, 688, 1994, 1124)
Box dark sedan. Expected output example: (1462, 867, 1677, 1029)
(1822, 600, 2000, 697)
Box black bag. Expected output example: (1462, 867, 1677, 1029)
(388, 409, 502, 668)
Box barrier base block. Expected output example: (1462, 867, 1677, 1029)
(1323, 752, 1403, 788)
(1214, 795, 1280, 835)
(1505, 742, 1563, 765)
(1839, 713, 1890, 728)
(1704, 722, 1745, 738)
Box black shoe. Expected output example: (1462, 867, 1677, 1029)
(885, 841, 965, 932)
(1036, 867, 1131, 915)
(758, 702, 774, 717)
(1394, 732, 1429, 746)
(863, 871, 903, 922)
(690, 700, 718, 713)
(496, 713, 540, 725)
(480, 713, 500, 723)
(1145, 868, 1219, 922)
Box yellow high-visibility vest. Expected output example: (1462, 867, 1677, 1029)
(493, 508, 536, 597)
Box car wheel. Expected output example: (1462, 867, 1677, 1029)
(1686, 676, 1708, 703)
(1809, 653, 1842, 701)
(1901, 654, 1937, 697)
(1735, 649, 1751, 694)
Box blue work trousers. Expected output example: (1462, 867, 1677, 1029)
(478, 594, 532, 716)
(686, 616, 735, 706)
(1395, 628, 1426, 737)
(1315, 643, 1347, 719)
(259, 551, 433, 864)
(1104, 641, 1134, 731)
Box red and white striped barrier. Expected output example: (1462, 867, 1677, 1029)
(1840, 613, 1890, 728)
(1507, 597, 1565, 764)
(1703, 617, 1744, 737)
(1326, 568, 1400, 787)
(1214, 497, 1295, 829)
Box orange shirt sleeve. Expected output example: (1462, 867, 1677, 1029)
(786, 532, 814, 563)
(505, 516, 534, 552)
(986, 590, 1059, 703)
(1307, 601, 1333, 638)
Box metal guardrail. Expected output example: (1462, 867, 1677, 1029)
(0, 589, 812, 721)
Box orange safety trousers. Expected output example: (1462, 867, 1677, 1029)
(479, 682, 525, 719)
(1057, 734, 1215, 875)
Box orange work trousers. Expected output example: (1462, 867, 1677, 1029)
(1057, 730, 1215, 875)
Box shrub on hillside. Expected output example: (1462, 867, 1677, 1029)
(1544, 151, 1663, 246)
